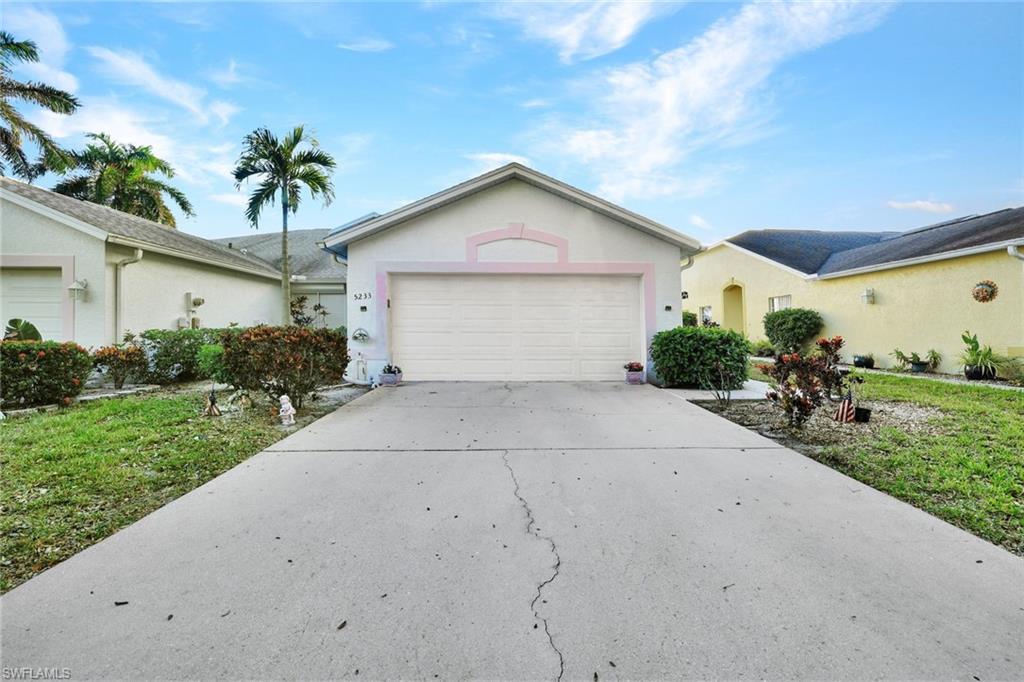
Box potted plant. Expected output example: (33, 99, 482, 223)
(852, 353, 875, 369)
(960, 331, 997, 381)
(379, 364, 402, 386)
(623, 361, 645, 385)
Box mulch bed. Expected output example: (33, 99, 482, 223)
(694, 398, 949, 455)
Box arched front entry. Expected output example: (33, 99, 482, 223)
(723, 284, 744, 333)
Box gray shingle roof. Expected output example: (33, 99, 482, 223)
(728, 230, 896, 274)
(818, 207, 1024, 275)
(213, 229, 345, 280)
(727, 207, 1024, 277)
(1, 178, 280, 277)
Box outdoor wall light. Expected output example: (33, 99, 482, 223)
(861, 288, 875, 305)
(68, 279, 88, 301)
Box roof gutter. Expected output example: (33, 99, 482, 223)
(1008, 244, 1024, 262)
(115, 248, 143, 340)
(317, 239, 347, 265)
(816, 239, 1024, 280)
(106, 235, 281, 281)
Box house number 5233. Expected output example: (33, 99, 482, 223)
(353, 292, 372, 301)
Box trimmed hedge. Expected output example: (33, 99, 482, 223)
(762, 308, 823, 353)
(196, 344, 230, 384)
(1, 340, 93, 408)
(93, 344, 147, 389)
(682, 311, 698, 327)
(220, 325, 348, 407)
(135, 328, 239, 383)
(650, 326, 749, 389)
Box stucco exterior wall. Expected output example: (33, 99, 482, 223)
(346, 178, 685, 379)
(109, 244, 282, 337)
(683, 245, 1024, 373)
(0, 199, 108, 347)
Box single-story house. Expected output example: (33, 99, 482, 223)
(0, 177, 285, 347)
(213, 229, 347, 329)
(683, 207, 1024, 373)
(322, 162, 701, 383)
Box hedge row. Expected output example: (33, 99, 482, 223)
(1, 341, 93, 408)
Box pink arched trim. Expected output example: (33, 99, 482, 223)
(465, 223, 569, 263)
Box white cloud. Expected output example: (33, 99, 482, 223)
(465, 152, 531, 172)
(337, 37, 394, 52)
(544, 1, 891, 201)
(209, 193, 248, 208)
(521, 98, 550, 109)
(86, 46, 238, 126)
(208, 59, 242, 87)
(33, 97, 178, 162)
(2, 7, 79, 92)
(886, 199, 955, 214)
(689, 214, 713, 231)
(210, 101, 241, 127)
(493, 1, 677, 63)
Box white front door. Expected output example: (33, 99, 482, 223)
(390, 273, 643, 381)
(0, 267, 64, 340)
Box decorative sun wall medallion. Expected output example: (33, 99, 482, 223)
(972, 280, 998, 303)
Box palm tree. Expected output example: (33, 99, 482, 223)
(53, 133, 194, 227)
(233, 126, 336, 322)
(0, 31, 79, 179)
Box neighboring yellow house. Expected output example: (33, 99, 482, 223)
(683, 208, 1024, 374)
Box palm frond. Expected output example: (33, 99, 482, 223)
(245, 178, 279, 227)
(2, 80, 78, 114)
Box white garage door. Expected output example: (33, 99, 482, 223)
(391, 274, 643, 381)
(0, 268, 64, 340)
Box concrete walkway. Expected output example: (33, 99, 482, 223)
(2, 382, 1021, 680)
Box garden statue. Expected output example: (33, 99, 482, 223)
(278, 394, 296, 426)
(202, 385, 221, 417)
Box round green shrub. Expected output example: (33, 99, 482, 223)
(762, 308, 823, 353)
(1, 340, 93, 408)
(650, 326, 750, 389)
(681, 311, 698, 327)
(196, 344, 230, 384)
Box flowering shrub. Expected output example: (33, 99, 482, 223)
(623, 361, 644, 372)
(650, 326, 749, 389)
(220, 325, 348, 407)
(759, 336, 848, 426)
(759, 352, 827, 428)
(93, 344, 147, 389)
(813, 335, 846, 401)
(0, 340, 92, 408)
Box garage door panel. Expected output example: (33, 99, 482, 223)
(0, 268, 64, 341)
(391, 274, 642, 381)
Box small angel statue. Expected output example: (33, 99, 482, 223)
(278, 394, 296, 426)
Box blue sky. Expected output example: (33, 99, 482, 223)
(5, 1, 1022, 242)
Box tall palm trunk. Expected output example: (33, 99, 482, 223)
(280, 185, 291, 323)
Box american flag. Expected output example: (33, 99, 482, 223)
(833, 390, 855, 423)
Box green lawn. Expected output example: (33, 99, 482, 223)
(0, 392, 341, 593)
(722, 372, 1024, 554)
(832, 374, 1024, 553)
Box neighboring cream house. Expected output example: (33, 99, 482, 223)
(0, 178, 284, 348)
(214, 229, 347, 329)
(323, 163, 702, 383)
(683, 208, 1024, 373)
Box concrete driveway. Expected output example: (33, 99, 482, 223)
(2, 383, 1022, 680)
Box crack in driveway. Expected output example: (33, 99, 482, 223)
(501, 450, 565, 682)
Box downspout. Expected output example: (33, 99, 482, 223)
(115, 248, 143, 341)
(1009, 244, 1024, 262)
(680, 255, 695, 272)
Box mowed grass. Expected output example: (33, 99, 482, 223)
(0, 393, 320, 593)
(816, 374, 1024, 554)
